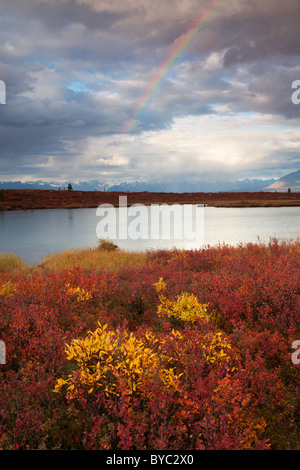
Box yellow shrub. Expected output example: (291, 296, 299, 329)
(202, 331, 233, 367)
(171, 293, 209, 323)
(54, 323, 183, 399)
(0, 281, 16, 301)
(66, 283, 92, 303)
(290, 237, 300, 255)
(157, 291, 209, 323)
(153, 277, 166, 292)
(154, 278, 209, 324)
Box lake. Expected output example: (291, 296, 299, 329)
(0, 205, 300, 264)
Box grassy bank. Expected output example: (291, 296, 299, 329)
(0, 243, 148, 275)
(0, 253, 30, 275)
(39, 245, 148, 273)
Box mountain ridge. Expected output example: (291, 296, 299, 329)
(0, 176, 277, 193)
(264, 170, 300, 192)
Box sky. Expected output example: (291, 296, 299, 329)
(0, 0, 299, 186)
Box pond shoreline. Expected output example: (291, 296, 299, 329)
(1, 189, 300, 210)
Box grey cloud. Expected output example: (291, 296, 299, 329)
(220, 1, 300, 66)
(0, 63, 38, 95)
(0, 0, 124, 31)
(223, 45, 260, 67)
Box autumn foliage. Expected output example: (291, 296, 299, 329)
(1, 188, 300, 211)
(0, 238, 299, 449)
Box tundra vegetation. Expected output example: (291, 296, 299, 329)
(1, 189, 300, 211)
(0, 238, 299, 449)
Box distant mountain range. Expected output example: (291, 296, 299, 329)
(0, 180, 106, 191)
(0, 171, 299, 192)
(0, 176, 277, 192)
(107, 178, 276, 192)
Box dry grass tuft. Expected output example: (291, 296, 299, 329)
(39, 246, 148, 273)
(0, 253, 30, 275)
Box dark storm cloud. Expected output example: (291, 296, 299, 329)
(221, 1, 300, 65)
(0, 63, 37, 96)
(0, 0, 123, 31)
(0, 84, 129, 176)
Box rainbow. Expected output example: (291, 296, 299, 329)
(123, 0, 226, 136)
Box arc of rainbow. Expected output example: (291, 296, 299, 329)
(122, 0, 226, 137)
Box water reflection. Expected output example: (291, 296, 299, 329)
(0, 206, 299, 264)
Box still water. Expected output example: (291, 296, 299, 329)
(0, 206, 299, 264)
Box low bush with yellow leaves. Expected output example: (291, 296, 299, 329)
(154, 277, 209, 324)
(54, 323, 183, 400)
(65, 283, 92, 303)
(53, 279, 269, 450)
(290, 237, 300, 255)
(0, 280, 16, 302)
